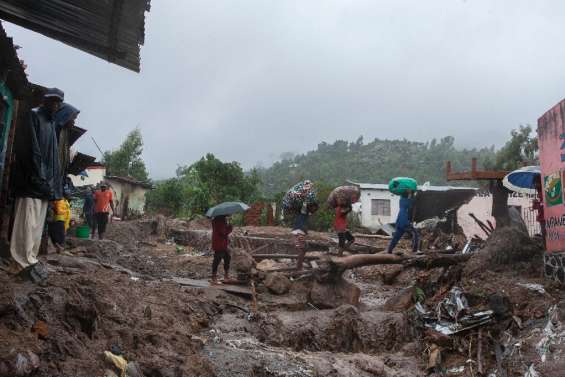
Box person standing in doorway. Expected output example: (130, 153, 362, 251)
(210, 215, 233, 284)
(10, 88, 64, 284)
(387, 189, 420, 254)
(94, 183, 115, 239)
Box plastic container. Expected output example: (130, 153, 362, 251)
(75, 225, 90, 239)
(388, 177, 418, 196)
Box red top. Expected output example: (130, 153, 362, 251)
(212, 216, 233, 252)
(334, 207, 348, 232)
(94, 190, 113, 213)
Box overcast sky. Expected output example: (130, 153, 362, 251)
(4, 0, 565, 178)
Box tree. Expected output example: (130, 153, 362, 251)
(486, 125, 538, 170)
(103, 128, 149, 182)
(146, 154, 261, 217)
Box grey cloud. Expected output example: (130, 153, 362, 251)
(5, 0, 565, 178)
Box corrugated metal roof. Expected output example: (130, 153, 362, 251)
(106, 175, 152, 189)
(0, 0, 151, 72)
(347, 180, 477, 192)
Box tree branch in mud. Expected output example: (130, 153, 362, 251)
(312, 252, 472, 281)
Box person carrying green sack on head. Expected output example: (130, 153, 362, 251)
(387, 177, 420, 254)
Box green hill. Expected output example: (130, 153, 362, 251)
(257, 136, 495, 196)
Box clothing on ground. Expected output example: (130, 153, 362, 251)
(387, 224, 420, 253)
(212, 216, 233, 252)
(96, 212, 109, 236)
(94, 190, 113, 213)
(12, 107, 60, 200)
(10, 197, 48, 269)
(212, 250, 231, 275)
(338, 231, 355, 248)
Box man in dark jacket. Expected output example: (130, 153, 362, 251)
(10, 88, 64, 284)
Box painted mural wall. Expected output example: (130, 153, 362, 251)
(538, 99, 565, 252)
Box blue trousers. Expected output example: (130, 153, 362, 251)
(387, 224, 419, 253)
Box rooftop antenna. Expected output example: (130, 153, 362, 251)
(91, 136, 104, 158)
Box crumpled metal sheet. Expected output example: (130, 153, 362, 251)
(524, 364, 540, 377)
(517, 283, 546, 295)
(535, 305, 565, 363)
(417, 287, 493, 336)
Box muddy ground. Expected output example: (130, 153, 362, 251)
(0, 219, 564, 376)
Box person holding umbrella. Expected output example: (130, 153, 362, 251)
(206, 202, 250, 284)
(210, 215, 233, 284)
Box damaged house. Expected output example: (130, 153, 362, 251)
(350, 180, 538, 240)
(105, 176, 151, 219)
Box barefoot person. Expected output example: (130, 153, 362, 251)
(335, 205, 355, 256)
(387, 189, 419, 254)
(293, 202, 319, 270)
(211, 215, 233, 284)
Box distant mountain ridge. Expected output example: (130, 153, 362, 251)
(256, 136, 495, 196)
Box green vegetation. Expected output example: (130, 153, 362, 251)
(103, 128, 150, 183)
(484, 125, 538, 171)
(146, 153, 261, 217)
(145, 128, 536, 230)
(256, 136, 496, 197)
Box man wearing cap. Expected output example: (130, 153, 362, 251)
(93, 183, 115, 239)
(10, 88, 64, 284)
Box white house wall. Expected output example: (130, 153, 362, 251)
(458, 191, 539, 239)
(358, 188, 400, 229)
(106, 180, 148, 218)
(69, 167, 106, 187)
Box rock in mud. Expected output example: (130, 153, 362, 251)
(264, 273, 291, 295)
(484, 226, 542, 265)
(384, 287, 415, 312)
(231, 248, 255, 274)
(309, 279, 360, 309)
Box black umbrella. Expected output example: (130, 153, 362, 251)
(205, 201, 250, 218)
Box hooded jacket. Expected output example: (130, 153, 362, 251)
(53, 103, 80, 199)
(13, 107, 60, 200)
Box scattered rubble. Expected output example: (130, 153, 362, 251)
(0, 216, 562, 376)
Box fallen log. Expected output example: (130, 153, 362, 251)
(353, 233, 392, 240)
(253, 254, 320, 260)
(311, 252, 472, 282)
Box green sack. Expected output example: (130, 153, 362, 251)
(388, 177, 418, 196)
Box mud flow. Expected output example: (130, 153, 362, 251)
(1, 219, 564, 377)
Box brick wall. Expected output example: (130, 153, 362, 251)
(244, 202, 274, 226)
